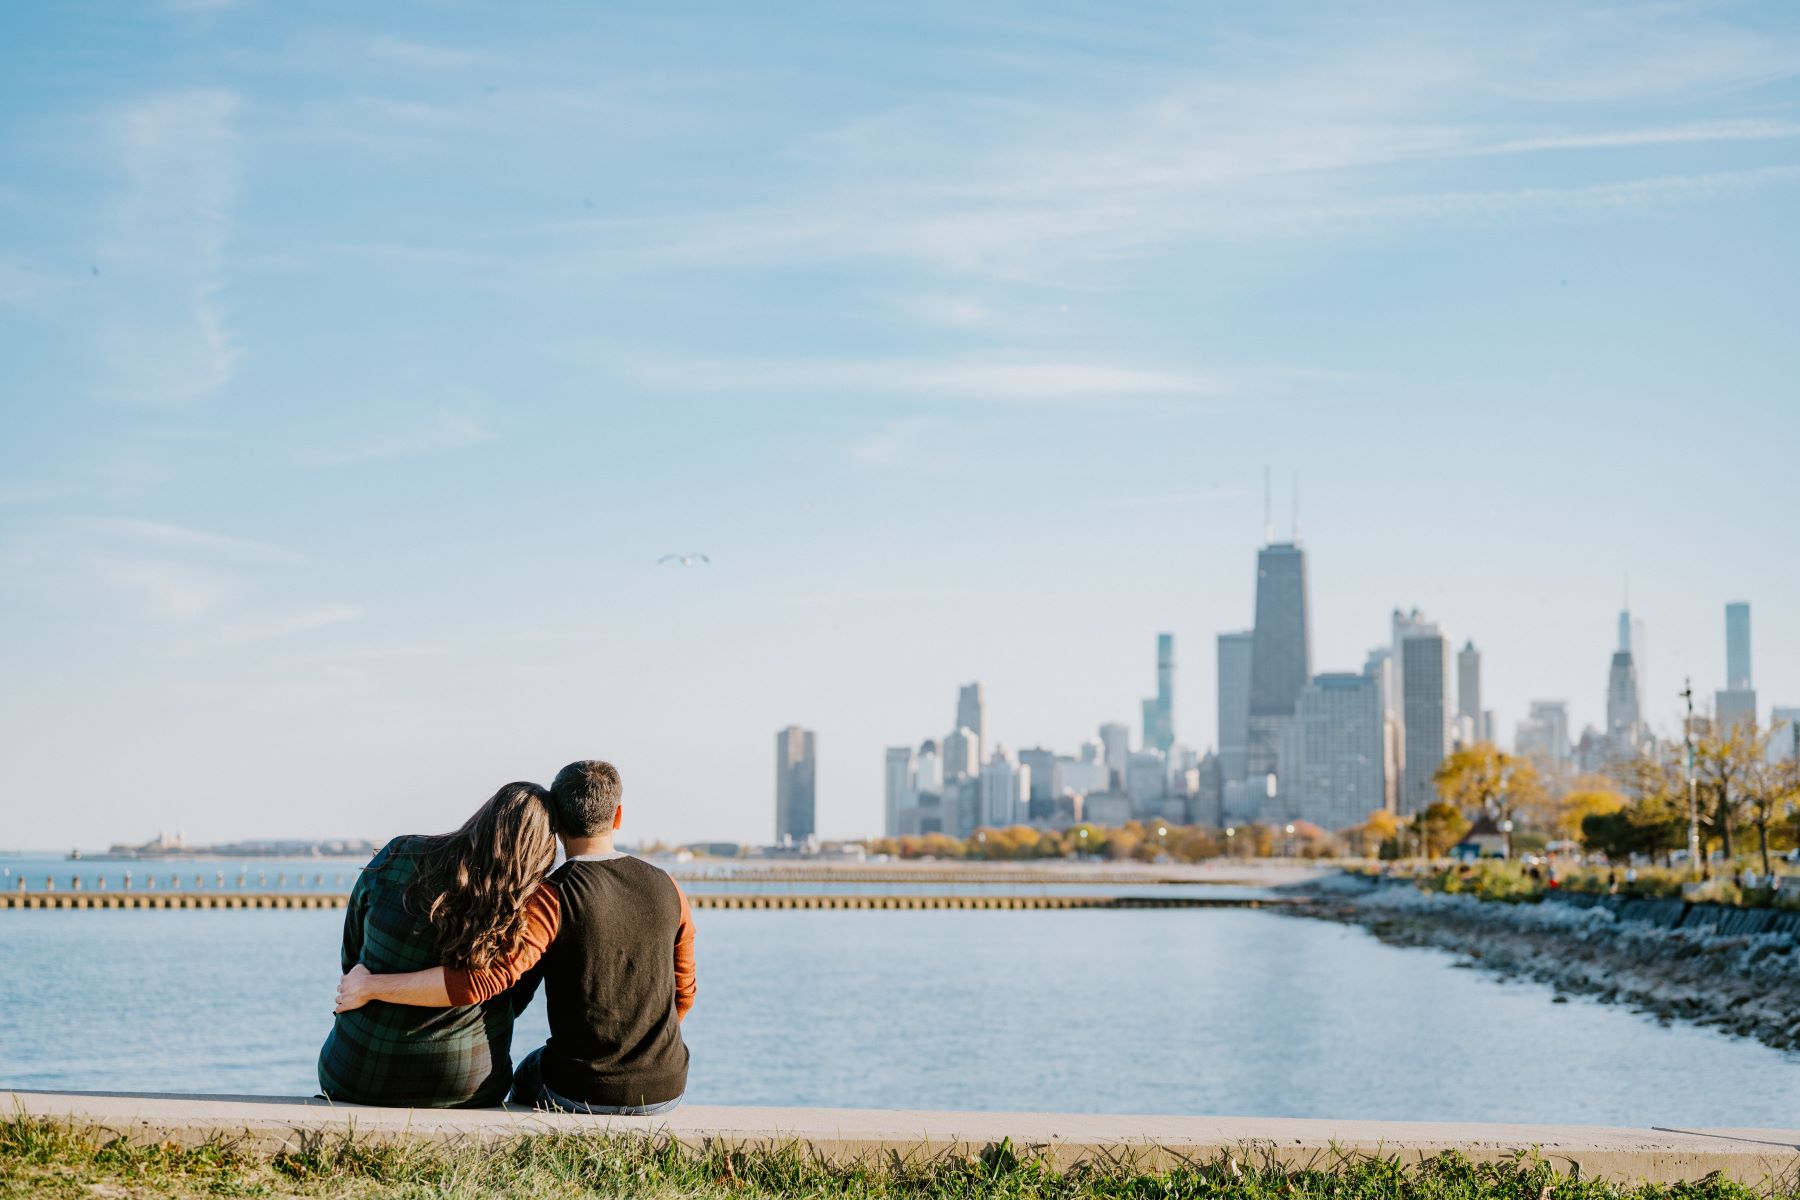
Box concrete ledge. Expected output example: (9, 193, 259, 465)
(5, 1091, 1797, 1185)
(0, 893, 1299, 911)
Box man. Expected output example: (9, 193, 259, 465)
(335, 760, 696, 1113)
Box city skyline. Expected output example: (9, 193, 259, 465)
(3, 2, 1798, 849)
(871, 534, 1789, 844)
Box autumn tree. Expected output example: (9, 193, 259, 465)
(1609, 750, 1694, 866)
(1412, 802, 1470, 858)
(1555, 781, 1626, 842)
(1434, 744, 1547, 830)
(1692, 721, 1768, 866)
(1351, 809, 1400, 858)
(1743, 742, 1799, 878)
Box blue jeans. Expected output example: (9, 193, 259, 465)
(509, 1047, 682, 1115)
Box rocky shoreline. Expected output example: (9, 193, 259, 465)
(1288, 879, 1800, 1053)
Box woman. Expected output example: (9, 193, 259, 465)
(317, 782, 559, 1108)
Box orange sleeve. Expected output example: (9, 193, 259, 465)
(673, 880, 697, 1019)
(443, 882, 560, 1005)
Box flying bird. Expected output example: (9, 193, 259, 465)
(657, 553, 710, 566)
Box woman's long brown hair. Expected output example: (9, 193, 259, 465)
(405, 782, 557, 970)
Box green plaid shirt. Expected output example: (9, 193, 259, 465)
(316, 837, 529, 1108)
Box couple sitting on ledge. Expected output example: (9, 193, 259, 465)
(317, 760, 696, 1113)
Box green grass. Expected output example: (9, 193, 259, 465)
(2, 1115, 1794, 1200)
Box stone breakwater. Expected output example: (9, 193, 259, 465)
(1291, 881, 1800, 1053)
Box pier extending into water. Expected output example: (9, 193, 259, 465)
(0, 890, 1299, 912)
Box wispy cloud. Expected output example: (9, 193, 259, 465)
(96, 89, 241, 406)
(2, 517, 360, 645)
(893, 293, 993, 329)
(361, 35, 483, 69)
(1479, 118, 1800, 157)
(633, 11, 1800, 279)
(631, 354, 1347, 408)
(219, 605, 364, 644)
(1099, 487, 1251, 509)
(304, 411, 496, 466)
(0, 256, 67, 308)
(847, 417, 940, 468)
(87, 556, 240, 619)
(75, 518, 300, 562)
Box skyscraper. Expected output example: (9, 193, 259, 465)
(1399, 625, 1450, 815)
(942, 727, 980, 782)
(1615, 606, 1646, 749)
(1246, 542, 1311, 793)
(1125, 749, 1167, 817)
(1457, 640, 1482, 743)
(1098, 722, 1131, 787)
(1717, 602, 1756, 731)
(883, 746, 916, 838)
(1606, 647, 1643, 761)
(1726, 602, 1752, 690)
(1141, 633, 1175, 754)
(915, 739, 943, 796)
(1216, 630, 1253, 798)
(1516, 700, 1571, 778)
(1018, 747, 1057, 821)
(978, 747, 1027, 829)
(956, 683, 986, 762)
(774, 726, 817, 844)
(1389, 608, 1433, 728)
(1771, 707, 1800, 765)
(1296, 672, 1386, 832)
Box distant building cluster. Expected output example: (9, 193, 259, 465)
(775, 525, 1792, 842)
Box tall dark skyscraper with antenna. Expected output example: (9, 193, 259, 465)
(1245, 540, 1312, 792)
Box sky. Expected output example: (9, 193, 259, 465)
(2, 1, 1797, 850)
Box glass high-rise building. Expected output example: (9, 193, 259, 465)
(883, 746, 915, 838)
(1296, 672, 1386, 832)
(1399, 626, 1450, 815)
(1216, 631, 1253, 794)
(1018, 747, 1057, 820)
(1246, 542, 1311, 792)
(1457, 641, 1482, 740)
(775, 725, 817, 844)
(956, 683, 986, 762)
(1725, 602, 1752, 690)
(1141, 633, 1175, 754)
(1098, 722, 1131, 787)
(1717, 602, 1757, 732)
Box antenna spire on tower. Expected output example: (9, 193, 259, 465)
(1292, 472, 1300, 542)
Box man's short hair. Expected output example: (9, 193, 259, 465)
(549, 760, 622, 836)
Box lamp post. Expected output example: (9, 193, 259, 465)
(1495, 760, 1513, 858)
(1224, 826, 1236, 858)
(1682, 679, 1702, 881)
(1284, 823, 1296, 858)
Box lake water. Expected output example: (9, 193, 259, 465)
(0, 854, 1272, 899)
(2, 905, 1796, 1126)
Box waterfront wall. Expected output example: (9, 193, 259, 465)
(1297, 883, 1800, 1051)
(5, 1091, 1797, 1185)
(1545, 889, 1800, 937)
(0, 891, 1298, 912)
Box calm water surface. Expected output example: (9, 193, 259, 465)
(0, 855, 1268, 898)
(2, 907, 1796, 1125)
